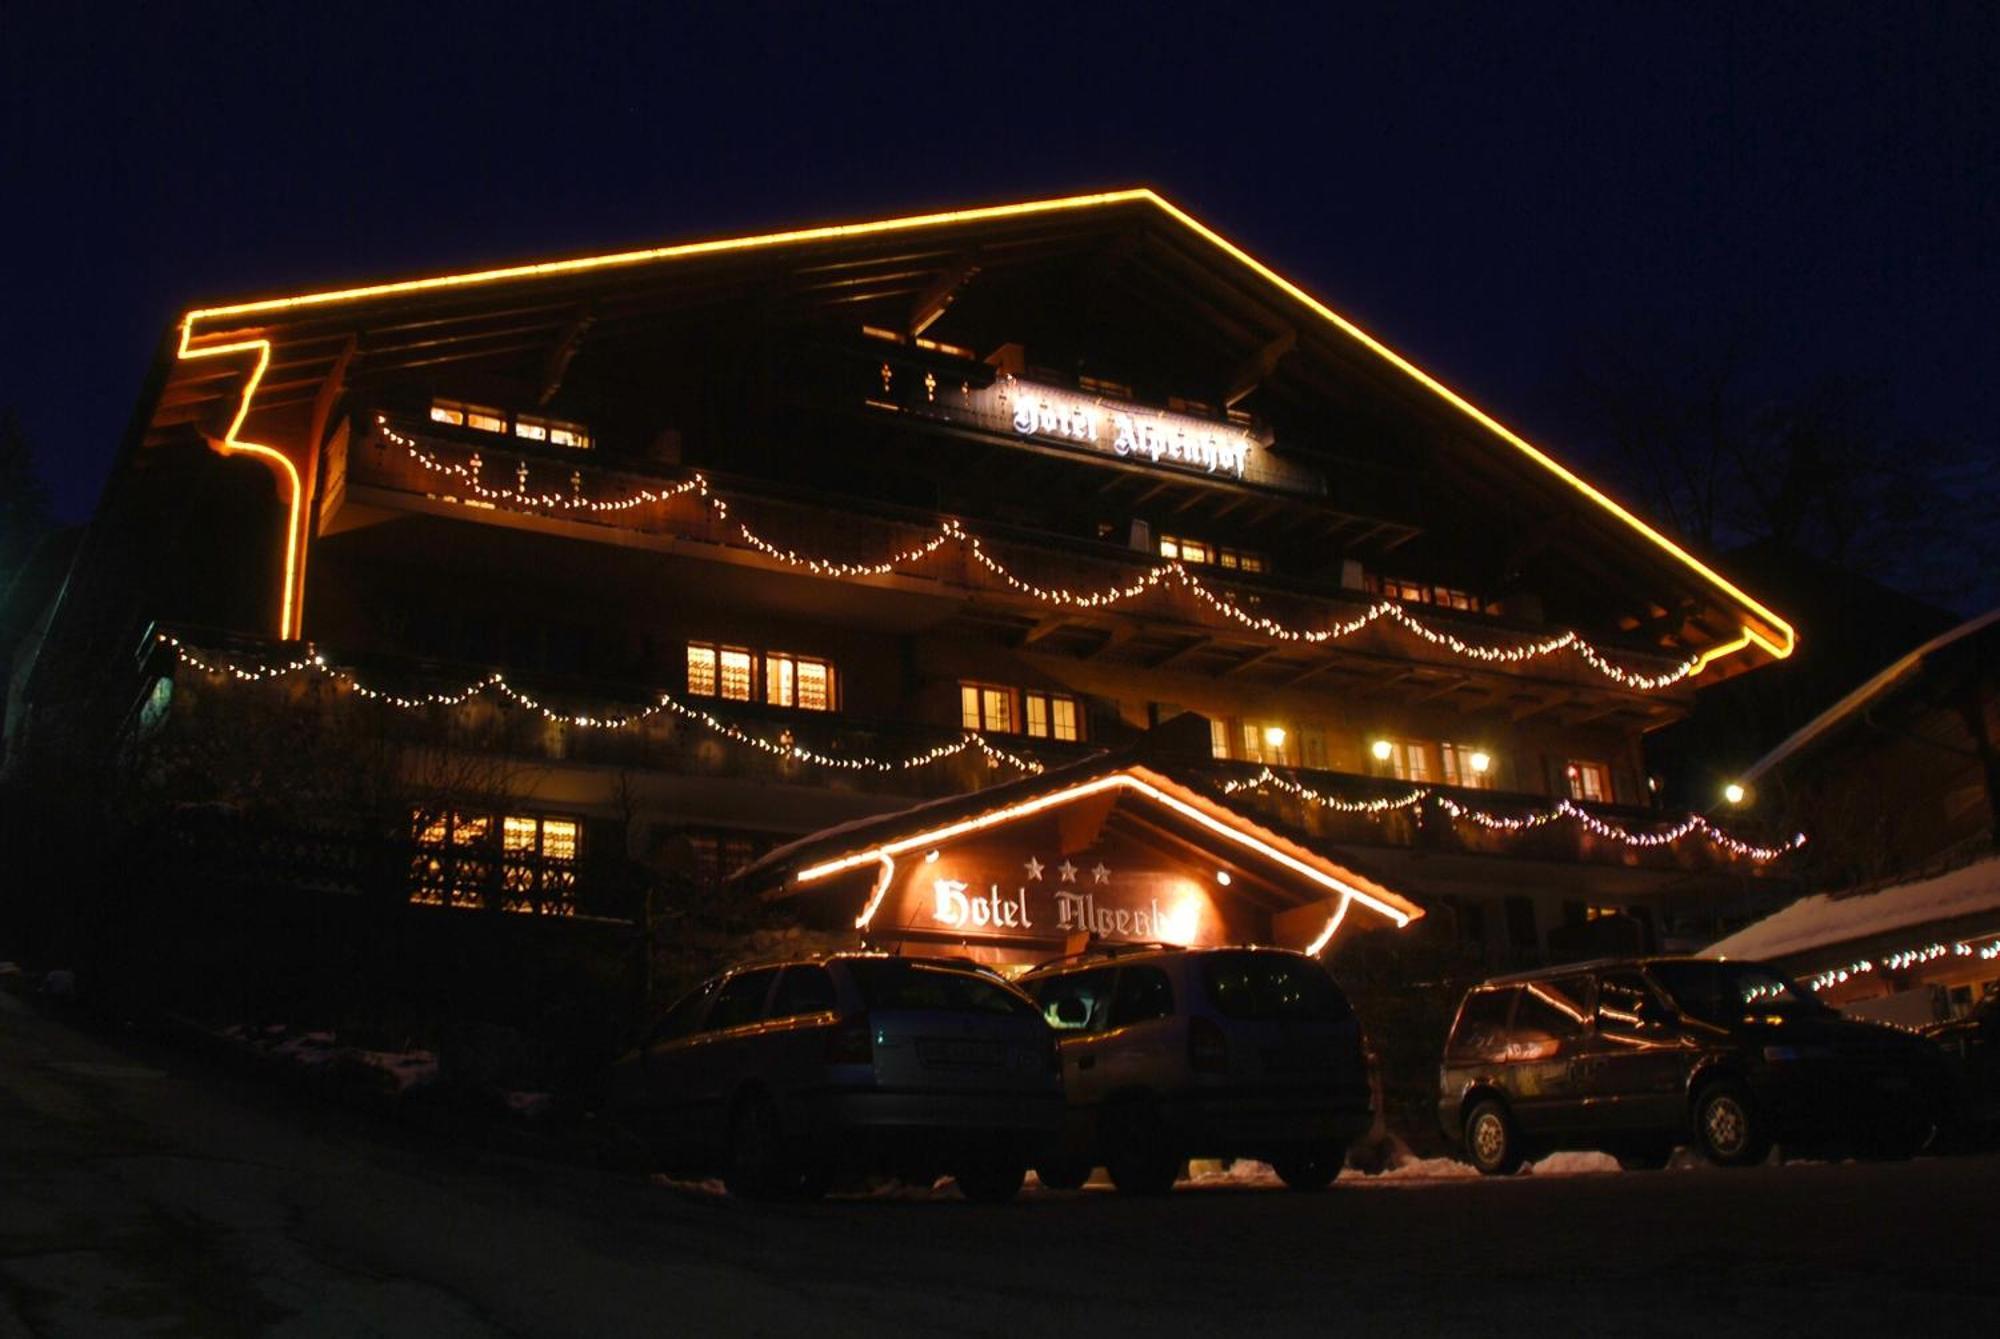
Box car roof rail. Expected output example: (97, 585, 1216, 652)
(1024, 941, 1180, 973)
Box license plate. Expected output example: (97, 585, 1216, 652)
(919, 1039, 1001, 1068)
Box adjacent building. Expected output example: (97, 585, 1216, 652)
(8, 190, 1802, 973)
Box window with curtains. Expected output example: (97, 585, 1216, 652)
(410, 809, 579, 915)
(959, 682, 1082, 741)
(686, 643, 836, 711)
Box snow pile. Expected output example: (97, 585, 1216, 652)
(1707, 854, 2000, 962)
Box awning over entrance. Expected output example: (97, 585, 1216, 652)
(736, 757, 1424, 966)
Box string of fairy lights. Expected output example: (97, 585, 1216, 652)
(1219, 766, 1805, 863)
(155, 634, 1047, 776)
(378, 417, 1705, 690)
(1805, 937, 2000, 993)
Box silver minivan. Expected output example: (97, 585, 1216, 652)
(601, 954, 1063, 1200)
(1018, 945, 1372, 1193)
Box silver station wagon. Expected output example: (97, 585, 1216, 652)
(1018, 945, 1373, 1193)
(601, 953, 1063, 1201)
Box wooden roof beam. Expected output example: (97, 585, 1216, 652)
(1224, 325, 1298, 408)
(909, 251, 984, 336)
(537, 304, 596, 406)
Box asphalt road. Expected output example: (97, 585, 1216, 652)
(3, 989, 1993, 1338)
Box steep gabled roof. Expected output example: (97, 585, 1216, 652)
(162, 189, 1793, 667)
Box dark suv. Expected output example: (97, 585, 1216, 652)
(1017, 946, 1371, 1193)
(1437, 956, 1950, 1173)
(601, 954, 1062, 1200)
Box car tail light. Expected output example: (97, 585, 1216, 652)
(1188, 1016, 1229, 1075)
(827, 1013, 873, 1064)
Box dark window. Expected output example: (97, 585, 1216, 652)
(1108, 966, 1175, 1028)
(651, 978, 720, 1044)
(1200, 952, 1352, 1023)
(1647, 961, 1815, 1024)
(1446, 988, 1517, 1061)
(1459, 899, 1488, 948)
(771, 965, 838, 1018)
(844, 961, 1038, 1018)
(1513, 976, 1591, 1045)
(1505, 897, 1539, 951)
(705, 967, 780, 1032)
(1596, 969, 1661, 1034)
(1026, 967, 1119, 1032)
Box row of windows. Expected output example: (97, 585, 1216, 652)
(1207, 724, 1619, 802)
(429, 399, 592, 450)
(686, 643, 836, 711)
(959, 682, 1082, 741)
(1370, 575, 1485, 614)
(410, 809, 579, 915)
(1159, 534, 1266, 573)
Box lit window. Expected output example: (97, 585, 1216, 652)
(1434, 587, 1478, 612)
(686, 644, 717, 697)
(1237, 552, 1265, 574)
(1159, 537, 1181, 561)
(718, 649, 754, 702)
(1238, 721, 1289, 765)
(411, 809, 578, 915)
(1380, 579, 1429, 604)
(1567, 761, 1611, 803)
(498, 814, 579, 916)
(1179, 538, 1210, 565)
(1585, 905, 1622, 921)
(1441, 743, 1494, 789)
(429, 403, 466, 427)
(959, 682, 1017, 733)
(1018, 691, 1082, 742)
(465, 407, 507, 434)
(1211, 719, 1231, 760)
(513, 418, 549, 442)
(1377, 740, 1434, 782)
(547, 424, 590, 449)
(764, 653, 835, 711)
(795, 659, 832, 712)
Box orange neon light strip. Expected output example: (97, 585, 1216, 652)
(173, 326, 305, 639)
(175, 187, 1792, 664)
(794, 771, 1416, 928)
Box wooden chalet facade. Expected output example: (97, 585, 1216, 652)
(12, 190, 1802, 971)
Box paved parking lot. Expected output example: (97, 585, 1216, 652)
(3, 990, 1993, 1337)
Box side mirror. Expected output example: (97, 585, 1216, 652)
(1055, 997, 1089, 1027)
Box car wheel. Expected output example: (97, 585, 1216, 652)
(1464, 1098, 1526, 1175)
(1104, 1102, 1181, 1195)
(1033, 1158, 1093, 1191)
(1272, 1141, 1347, 1192)
(955, 1161, 1028, 1204)
(1692, 1082, 1769, 1167)
(724, 1091, 788, 1199)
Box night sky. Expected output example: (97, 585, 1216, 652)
(5, 2, 1993, 540)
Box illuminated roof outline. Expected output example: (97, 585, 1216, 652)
(176, 188, 1794, 666)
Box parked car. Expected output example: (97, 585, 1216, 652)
(1437, 956, 1952, 1174)
(600, 953, 1063, 1201)
(1015, 945, 1372, 1193)
(1922, 989, 2000, 1143)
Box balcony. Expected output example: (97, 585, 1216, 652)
(332, 412, 1701, 717)
(138, 630, 1791, 892)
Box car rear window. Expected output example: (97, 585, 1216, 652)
(1446, 987, 1516, 1060)
(844, 960, 1039, 1018)
(1200, 952, 1352, 1023)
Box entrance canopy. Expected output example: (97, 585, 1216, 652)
(738, 758, 1423, 967)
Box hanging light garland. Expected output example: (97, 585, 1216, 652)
(1222, 766, 1804, 863)
(378, 417, 1707, 690)
(155, 634, 1046, 776)
(1805, 937, 2000, 993)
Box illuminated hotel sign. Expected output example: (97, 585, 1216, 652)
(1003, 380, 1251, 479)
(873, 364, 1322, 494)
(898, 846, 1222, 948)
